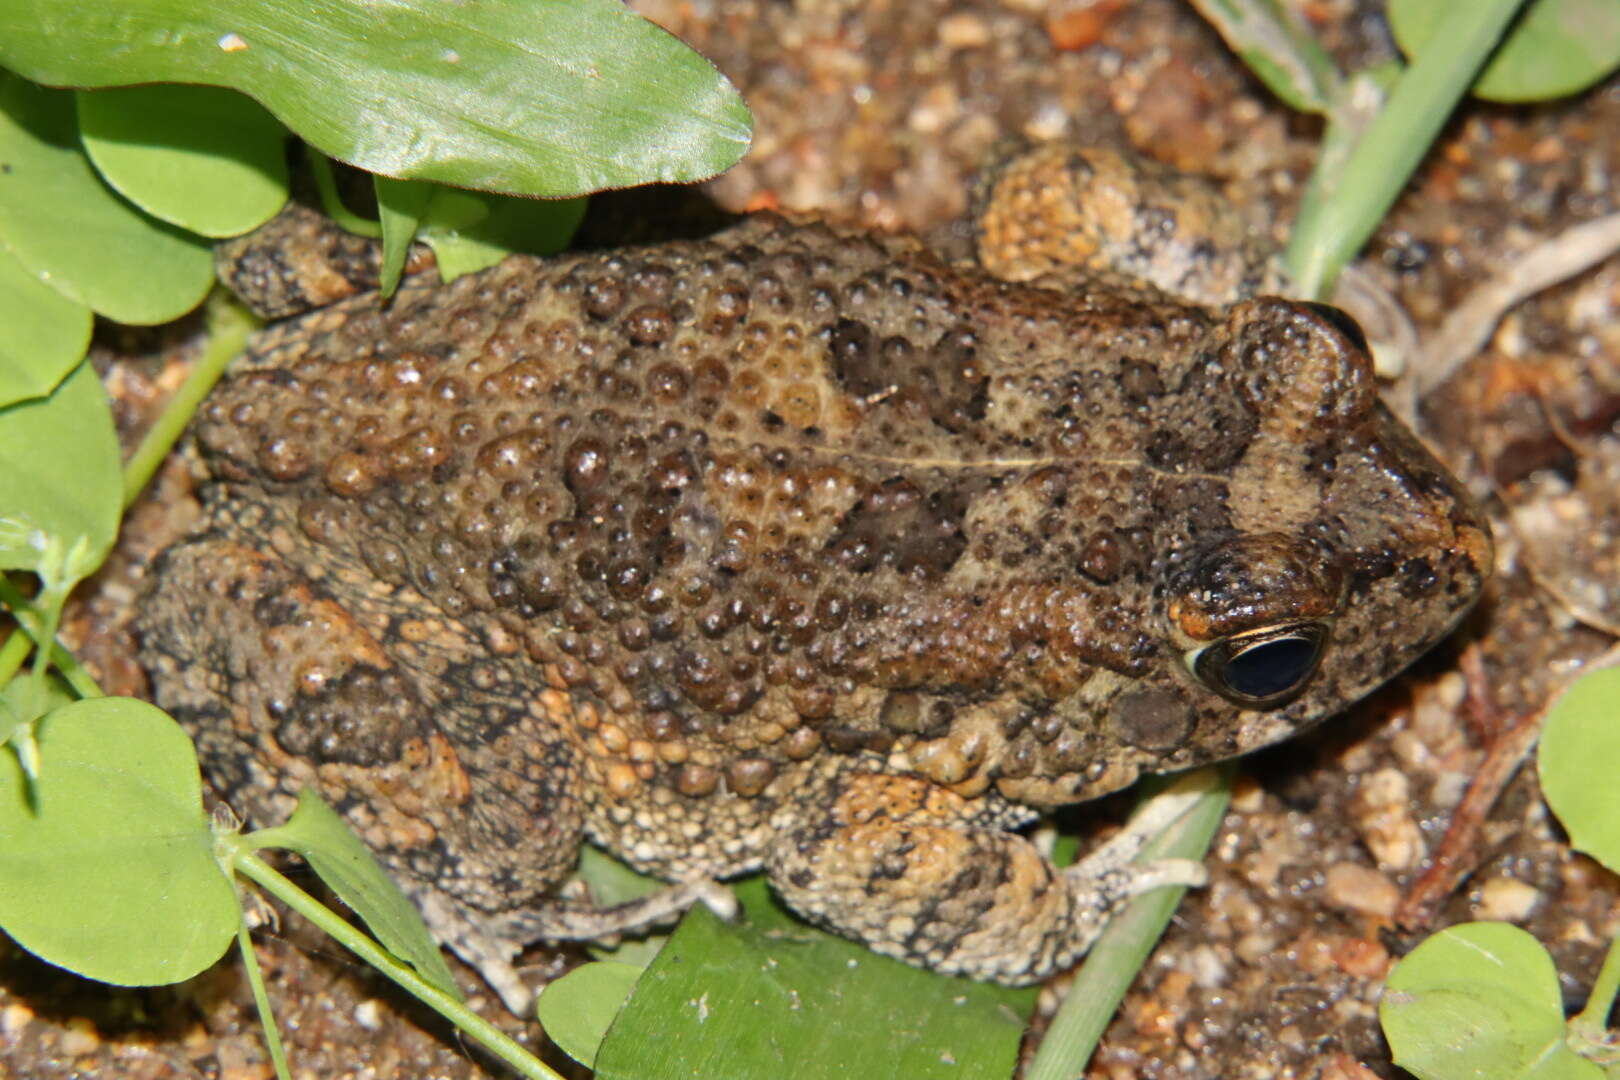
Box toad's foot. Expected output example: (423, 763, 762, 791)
(431, 878, 735, 1014)
(766, 772, 1211, 984)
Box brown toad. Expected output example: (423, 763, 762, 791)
(137, 147, 1491, 1011)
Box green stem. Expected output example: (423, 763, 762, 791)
(232, 851, 563, 1080)
(1575, 926, 1620, 1037)
(236, 918, 293, 1080)
(0, 576, 102, 699)
(1283, 0, 1527, 297)
(310, 153, 383, 238)
(122, 291, 256, 509)
(1026, 766, 1233, 1080)
(40, 645, 99, 700)
(0, 628, 29, 689)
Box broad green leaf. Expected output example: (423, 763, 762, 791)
(0, 360, 121, 575)
(1539, 664, 1620, 874)
(1390, 0, 1620, 103)
(0, 0, 753, 199)
(537, 961, 642, 1069)
(0, 697, 239, 985)
(77, 83, 289, 239)
(1382, 922, 1602, 1080)
(1185, 0, 1343, 113)
(594, 877, 1036, 1080)
(0, 246, 91, 409)
(247, 788, 462, 999)
(419, 190, 588, 282)
(0, 71, 213, 324)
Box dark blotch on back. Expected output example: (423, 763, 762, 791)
(825, 477, 972, 580)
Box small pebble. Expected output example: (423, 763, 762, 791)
(1474, 876, 1540, 922)
(59, 1017, 100, 1057)
(1323, 862, 1399, 917)
(354, 998, 384, 1032)
(1, 1002, 34, 1038)
(937, 12, 992, 49)
(1349, 767, 1425, 870)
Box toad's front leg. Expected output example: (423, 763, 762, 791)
(766, 771, 1211, 982)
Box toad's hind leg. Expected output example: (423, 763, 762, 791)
(765, 772, 1211, 983)
(138, 511, 727, 1013)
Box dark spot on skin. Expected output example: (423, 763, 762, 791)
(1398, 556, 1439, 598)
(1119, 358, 1165, 405)
(1158, 358, 1257, 471)
(826, 317, 883, 396)
(1079, 532, 1123, 583)
(563, 438, 610, 494)
(583, 277, 626, 320)
(1145, 428, 1192, 471)
(725, 757, 777, 797)
(1110, 687, 1194, 751)
(675, 763, 721, 797)
(928, 326, 990, 432)
(824, 478, 971, 580)
(274, 667, 415, 764)
(625, 304, 676, 346)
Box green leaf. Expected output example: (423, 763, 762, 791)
(0, 0, 753, 199)
(1382, 922, 1603, 1080)
(0, 360, 121, 575)
(1390, 0, 1620, 103)
(247, 788, 462, 1000)
(593, 877, 1036, 1080)
(0, 697, 240, 985)
(0, 70, 213, 325)
(77, 83, 289, 239)
(537, 961, 643, 1069)
(0, 245, 91, 409)
(575, 846, 674, 968)
(1281, 0, 1526, 298)
(371, 179, 589, 293)
(0, 673, 75, 758)
(374, 176, 433, 297)
(418, 190, 588, 282)
(1185, 0, 1343, 113)
(1539, 665, 1620, 874)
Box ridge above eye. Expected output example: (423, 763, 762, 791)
(1187, 622, 1330, 707)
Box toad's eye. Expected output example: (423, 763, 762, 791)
(1188, 622, 1330, 707)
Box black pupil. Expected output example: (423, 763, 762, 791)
(1221, 635, 1319, 700)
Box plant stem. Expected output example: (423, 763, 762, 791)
(1574, 926, 1620, 1037)
(232, 851, 564, 1080)
(0, 627, 29, 689)
(310, 153, 383, 238)
(235, 919, 292, 1080)
(122, 291, 256, 509)
(1025, 766, 1233, 1080)
(1283, 0, 1527, 297)
(0, 576, 103, 699)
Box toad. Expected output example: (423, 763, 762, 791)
(137, 146, 1491, 1011)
